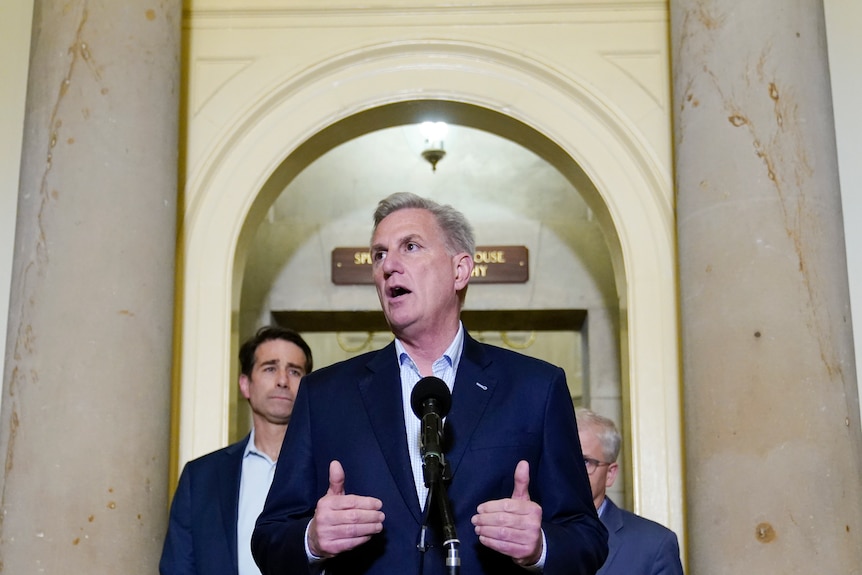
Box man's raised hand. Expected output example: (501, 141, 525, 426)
(307, 460, 385, 558)
(471, 460, 543, 566)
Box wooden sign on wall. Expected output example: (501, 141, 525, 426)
(331, 245, 529, 285)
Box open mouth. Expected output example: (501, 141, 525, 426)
(389, 286, 411, 298)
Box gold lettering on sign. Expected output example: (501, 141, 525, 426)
(472, 265, 488, 277)
(332, 245, 528, 284)
(474, 251, 506, 264)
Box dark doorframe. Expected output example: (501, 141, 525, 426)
(271, 309, 586, 333)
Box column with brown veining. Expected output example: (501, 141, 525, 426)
(671, 1, 862, 572)
(0, 2, 180, 572)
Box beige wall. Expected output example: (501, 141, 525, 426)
(0, 0, 34, 409)
(826, 0, 862, 430)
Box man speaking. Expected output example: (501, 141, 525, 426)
(252, 192, 608, 574)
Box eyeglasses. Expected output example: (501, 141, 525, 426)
(583, 457, 612, 475)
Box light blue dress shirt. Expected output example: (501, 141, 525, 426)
(238, 428, 277, 575)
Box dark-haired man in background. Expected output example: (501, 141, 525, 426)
(160, 326, 314, 575)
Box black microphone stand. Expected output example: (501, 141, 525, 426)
(421, 453, 459, 575)
(412, 378, 459, 574)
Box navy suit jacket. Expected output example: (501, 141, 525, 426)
(160, 435, 249, 575)
(252, 334, 608, 575)
(597, 498, 684, 575)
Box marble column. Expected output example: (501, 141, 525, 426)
(0, 2, 180, 572)
(671, 1, 862, 573)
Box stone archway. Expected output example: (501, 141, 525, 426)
(178, 41, 681, 533)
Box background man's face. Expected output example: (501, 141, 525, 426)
(240, 338, 308, 426)
(578, 425, 618, 509)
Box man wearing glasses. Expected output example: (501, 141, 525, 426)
(575, 408, 684, 575)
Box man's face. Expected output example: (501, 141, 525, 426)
(239, 339, 308, 426)
(371, 208, 472, 340)
(578, 424, 619, 510)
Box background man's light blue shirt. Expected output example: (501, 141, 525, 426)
(238, 428, 277, 575)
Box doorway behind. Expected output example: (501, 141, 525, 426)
(236, 120, 624, 505)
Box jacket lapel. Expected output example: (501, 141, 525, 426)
(444, 334, 495, 480)
(599, 497, 624, 571)
(219, 436, 247, 572)
(360, 343, 423, 523)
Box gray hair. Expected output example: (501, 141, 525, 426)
(372, 192, 475, 257)
(575, 407, 622, 463)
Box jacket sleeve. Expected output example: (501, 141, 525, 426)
(651, 529, 684, 575)
(159, 464, 197, 575)
(538, 367, 609, 574)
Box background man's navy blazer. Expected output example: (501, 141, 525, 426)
(253, 334, 608, 575)
(597, 497, 684, 575)
(160, 435, 250, 575)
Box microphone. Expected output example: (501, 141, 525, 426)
(411, 377, 460, 573)
(410, 376, 452, 486)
